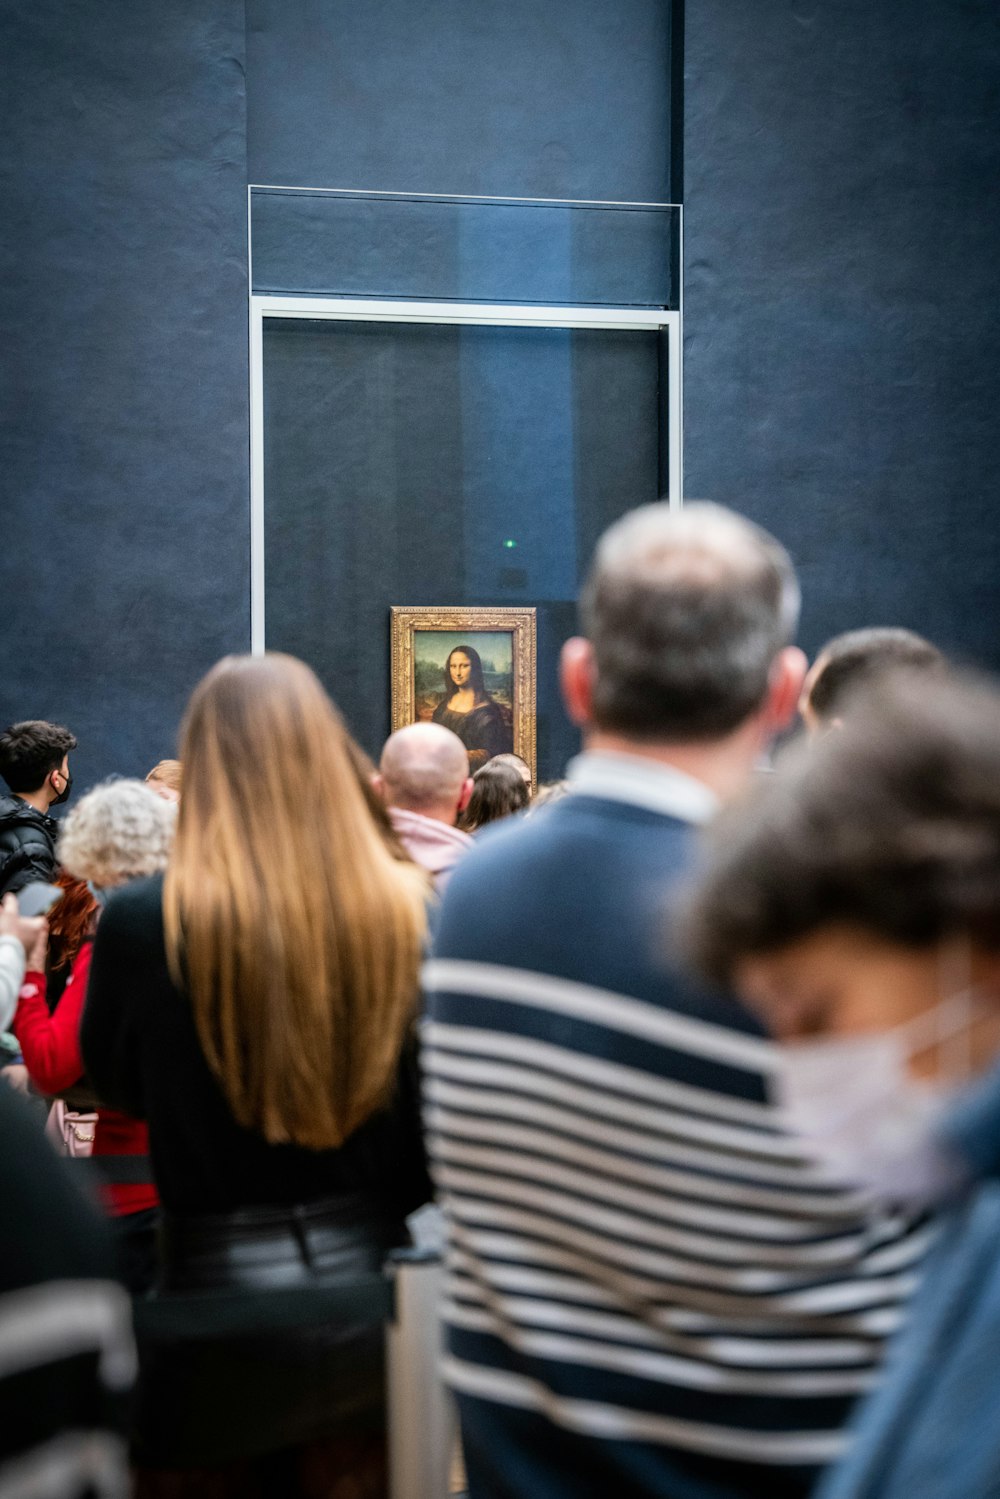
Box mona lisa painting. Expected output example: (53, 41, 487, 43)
(390, 607, 536, 777)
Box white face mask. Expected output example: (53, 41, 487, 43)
(771, 973, 978, 1211)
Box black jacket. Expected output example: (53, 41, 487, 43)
(0, 1083, 132, 1485)
(0, 795, 58, 897)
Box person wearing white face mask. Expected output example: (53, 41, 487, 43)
(682, 669, 1000, 1499)
(766, 939, 988, 1211)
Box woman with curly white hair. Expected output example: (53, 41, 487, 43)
(12, 778, 175, 1291)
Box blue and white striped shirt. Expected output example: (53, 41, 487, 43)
(423, 753, 931, 1499)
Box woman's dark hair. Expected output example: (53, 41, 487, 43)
(682, 671, 1000, 986)
(444, 645, 488, 703)
(459, 760, 530, 833)
(0, 720, 77, 793)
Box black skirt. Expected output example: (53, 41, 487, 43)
(133, 1192, 403, 1468)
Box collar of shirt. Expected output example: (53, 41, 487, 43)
(566, 750, 720, 826)
(388, 806, 474, 855)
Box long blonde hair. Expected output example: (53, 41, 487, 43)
(164, 654, 428, 1149)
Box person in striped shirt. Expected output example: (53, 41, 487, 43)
(423, 502, 932, 1499)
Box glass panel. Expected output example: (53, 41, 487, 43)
(262, 317, 669, 774)
(251, 189, 680, 308)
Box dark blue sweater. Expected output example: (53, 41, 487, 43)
(424, 770, 930, 1499)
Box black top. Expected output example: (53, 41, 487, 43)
(81, 873, 431, 1218)
(0, 793, 58, 897)
(0, 1085, 132, 1479)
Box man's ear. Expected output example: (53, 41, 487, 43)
(764, 647, 809, 736)
(372, 773, 388, 803)
(560, 637, 596, 729)
(456, 777, 474, 815)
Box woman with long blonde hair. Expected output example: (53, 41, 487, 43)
(82, 654, 430, 1497)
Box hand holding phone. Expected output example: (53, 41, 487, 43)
(16, 883, 63, 919)
(0, 893, 48, 958)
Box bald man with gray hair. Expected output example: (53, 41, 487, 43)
(376, 723, 474, 892)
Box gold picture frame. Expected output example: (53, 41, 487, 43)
(390, 606, 537, 780)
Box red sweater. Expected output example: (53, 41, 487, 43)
(14, 940, 158, 1217)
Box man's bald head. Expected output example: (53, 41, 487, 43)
(378, 723, 471, 823)
(576, 501, 800, 743)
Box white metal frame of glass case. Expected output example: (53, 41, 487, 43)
(249, 293, 682, 655)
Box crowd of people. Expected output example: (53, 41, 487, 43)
(1, 500, 998, 1499)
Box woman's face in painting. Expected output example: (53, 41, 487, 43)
(449, 652, 472, 689)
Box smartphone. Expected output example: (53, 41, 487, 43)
(17, 882, 64, 918)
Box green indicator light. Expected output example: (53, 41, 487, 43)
(503, 538, 517, 549)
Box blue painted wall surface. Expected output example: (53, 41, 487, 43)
(246, 0, 672, 201)
(9, 0, 995, 794)
(684, 0, 1000, 667)
(1, 0, 671, 790)
(0, 2, 249, 792)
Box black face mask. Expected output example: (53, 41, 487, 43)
(50, 769, 72, 807)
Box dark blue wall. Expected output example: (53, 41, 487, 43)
(1, 0, 673, 792)
(246, 0, 673, 200)
(0, 1, 249, 794)
(684, 0, 1000, 667)
(7, 0, 996, 797)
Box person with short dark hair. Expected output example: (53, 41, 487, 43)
(458, 760, 529, 833)
(680, 670, 1000, 1499)
(0, 719, 77, 896)
(424, 503, 928, 1499)
(800, 627, 943, 734)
